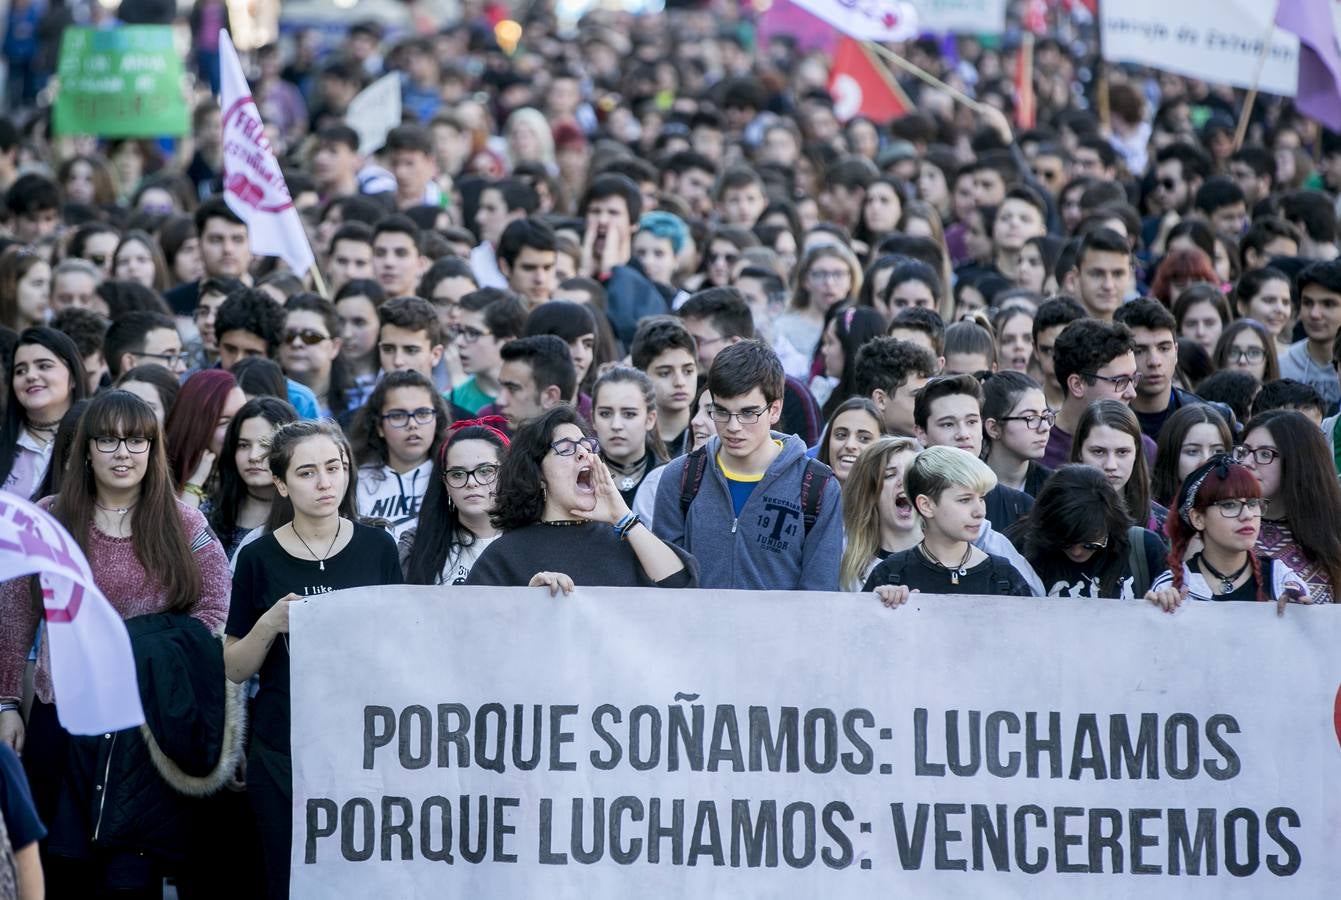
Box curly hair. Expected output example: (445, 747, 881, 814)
(491, 405, 590, 531)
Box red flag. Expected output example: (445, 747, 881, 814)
(828, 37, 912, 124)
(1014, 32, 1037, 129)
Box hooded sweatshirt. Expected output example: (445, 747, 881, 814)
(652, 433, 843, 591)
(356, 459, 432, 539)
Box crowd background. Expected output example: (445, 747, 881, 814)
(3, 0, 1341, 897)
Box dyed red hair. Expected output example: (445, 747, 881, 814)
(165, 369, 238, 489)
(1151, 246, 1218, 305)
(1165, 461, 1265, 600)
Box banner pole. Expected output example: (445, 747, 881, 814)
(1234, 4, 1282, 151)
(308, 260, 330, 299)
(862, 41, 991, 116)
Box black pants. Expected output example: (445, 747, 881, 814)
(246, 741, 293, 900)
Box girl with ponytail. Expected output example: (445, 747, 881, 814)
(1145, 454, 1309, 612)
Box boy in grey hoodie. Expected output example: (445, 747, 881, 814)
(653, 340, 843, 590)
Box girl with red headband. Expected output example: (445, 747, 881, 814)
(1146, 454, 1309, 611)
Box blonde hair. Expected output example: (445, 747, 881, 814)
(907, 446, 997, 524)
(505, 107, 556, 170)
(840, 436, 922, 590)
(790, 243, 863, 312)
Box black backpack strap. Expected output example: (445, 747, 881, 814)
(678, 446, 710, 516)
(1126, 526, 1151, 596)
(799, 458, 829, 532)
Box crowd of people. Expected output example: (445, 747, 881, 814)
(2, 2, 1341, 897)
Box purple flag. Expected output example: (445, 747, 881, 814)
(1277, 0, 1341, 130)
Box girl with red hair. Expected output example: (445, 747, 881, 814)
(1146, 454, 1309, 611)
(1150, 246, 1218, 306)
(164, 368, 246, 507)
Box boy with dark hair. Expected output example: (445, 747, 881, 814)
(1114, 298, 1200, 440)
(449, 289, 527, 415)
(653, 340, 843, 590)
(1229, 145, 1275, 205)
(4, 173, 59, 242)
(312, 125, 363, 200)
(1280, 191, 1339, 261)
(1032, 295, 1087, 407)
(1047, 318, 1156, 467)
(1193, 177, 1248, 237)
(579, 173, 670, 348)
(472, 178, 539, 288)
(51, 307, 110, 393)
(372, 215, 427, 297)
(659, 150, 718, 218)
(1240, 217, 1300, 271)
(678, 287, 821, 445)
(852, 337, 937, 437)
(495, 335, 576, 431)
(631, 317, 699, 457)
(327, 221, 374, 293)
(497, 219, 559, 307)
(1073, 227, 1133, 321)
(1279, 260, 1341, 410)
(821, 157, 877, 229)
(1151, 144, 1211, 217)
(104, 310, 185, 379)
(164, 198, 251, 317)
(215, 288, 321, 417)
(384, 123, 442, 210)
(888, 307, 946, 358)
(1251, 378, 1326, 424)
(912, 374, 1033, 531)
(1072, 137, 1117, 181)
(378, 295, 445, 380)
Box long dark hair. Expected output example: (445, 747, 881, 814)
(404, 424, 509, 584)
(492, 405, 589, 531)
(264, 419, 360, 533)
(0, 327, 88, 490)
(1150, 404, 1231, 507)
(1014, 465, 1135, 598)
(1071, 399, 1152, 527)
(33, 399, 90, 501)
(1241, 410, 1341, 595)
(349, 369, 450, 468)
(210, 397, 298, 543)
(820, 305, 887, 420)
(52, 391, 202, 613)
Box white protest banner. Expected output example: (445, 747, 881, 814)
(218, 30, 315, 276)
(788, 0, 919, 42)
(290, 587, 1341, 897)
(911, 0, 1009, 34)
(0, 493, 143, 734)
(345, 73, 402, 157)
(1101, 0, 1300, 96)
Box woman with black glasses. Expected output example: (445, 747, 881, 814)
(400, 418, 508, 585)
(349, 370, 450, 539)
(981, 371, 1053, 497)
(467, 406, 696, 592)
(1010, 465, 1168, 600)
(1232, 410, 1341, 603)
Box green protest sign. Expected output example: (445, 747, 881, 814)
(53, 26, 189, 137)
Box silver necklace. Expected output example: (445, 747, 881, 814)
(292, 520, 342, 571)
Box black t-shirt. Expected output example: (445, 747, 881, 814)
(226, 523, 403, 755)
(466, 521, 698, 589)
(1191, 554, 1266, 603)
(862, 546, 1032, 596)
(0, 744, 44, 850)
(1034, 528, 1168, 599)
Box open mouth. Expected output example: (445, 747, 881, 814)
(837, 454, 858, 468)
(110, 465, 133, 475)
(894, 494, 913, 518)
(576, 465, 595, 494)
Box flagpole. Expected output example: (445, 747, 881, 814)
(1234, 4, 1282, 151)
(308, 259, 330, 299)
(862, 41, 992, 116)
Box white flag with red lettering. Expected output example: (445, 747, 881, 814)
(788, 0, 918, 41)
(218, 30, 315, 276)
(0, 494, 144, 734)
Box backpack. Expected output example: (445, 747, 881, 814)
(677, 446, 829, 533)
(1125, 526, 1152, 597)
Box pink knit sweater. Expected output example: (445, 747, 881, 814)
(0, 500, 231, 704)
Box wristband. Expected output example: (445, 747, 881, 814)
(0, 702, 19, 714)
(615, 513, 641, 541)
(613, 512, 636, 535)
(183, 483, 207, 501)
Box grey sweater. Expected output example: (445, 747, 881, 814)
(652, 434, 843, 591)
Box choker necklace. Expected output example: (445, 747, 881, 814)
(540, 519, 585, 526)
(28, 420, 60, 432)
(605, 454, 649, 492)
(919, 541, 973, 585)
(1197, 552, 1251, 595)
(293, 520, 342, 571)
(95, 501, 136, 516)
